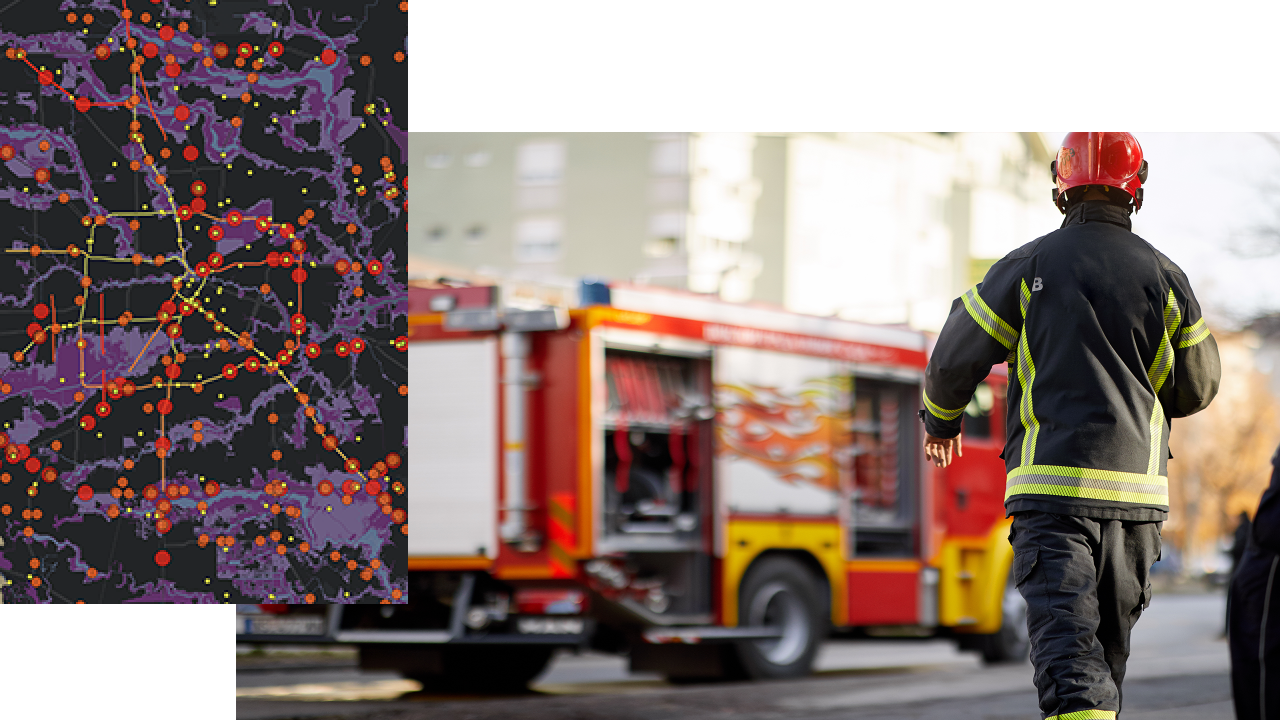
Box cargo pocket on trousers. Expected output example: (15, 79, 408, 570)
(1013, 546, 1039, 588)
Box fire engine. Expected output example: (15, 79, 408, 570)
(237, 279, 1025, 689)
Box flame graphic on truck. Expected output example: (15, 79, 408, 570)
(714, 377, 850, 491)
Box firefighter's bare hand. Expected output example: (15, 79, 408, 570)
(924, 433, 962, 468)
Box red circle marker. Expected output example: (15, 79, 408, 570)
(305, 343, 321, 358)
(350, 337, 366, 354)
(205, 480, 220, 497)
(277, 349, 292, 365)
(33, 329, 47, 345)
(255, 216, 270, 232)
(165, 62, 180, 78)
(194, 262, 210, 278)
(156, 518, 172, 535)
(320, 48, 337, 65)
(42, 467, 57, 483)
(142, 42, 158, 58)
(24, 457, 40, 474)
(80, 415, 96, 432)
(95, 44, 110, 60)
(182, 145, 198, 162)
(0, 145, 13, 161)
(34, 168, 50, 184)
(208, 252, 224, 268)
(158, 25, 175, 42)
(191, 197, 207, 214)
(38, 70, 53, 85)
(266, 252, 280, 268)
(367, 260, 383, 275)
(75, 96, 91, 113)
(161, 300, 177, 316)
(213, 42, 229, 59)
(0, 433, 8, 448)
(386, 452, 402, 469)
(394, 335, 408, 351)
(208, 226, 223, 241)
(180, 302, 194, 317)
(227, 210, 243, 226)
(156, 437, 172, 452)
(165, 364, 181, 380)
(95, 401, 111, 418)
(78, 485, 93, 501)
(177, 205, 193, 221)
(267, 41, 284, 57)
(175, 106, 191, 123)
(322, 435, 338, 452)
(280, 253, 294, 267)
(221, 364, 237, 380)
(237, 42, 253, 58)
(344, 458, 361, 474)
(166, 324, 183, 339)
(317, 479, 333, 496)
(33, 303, 48, 320)
(281, 223, 295, 238)
(335, 342, 350, 358)
(366, 480, 382, 496)
(245, 357, 260, 372)
(157, 399, 173, 415)
(190, 180, 207, 197)
(291, 267, 308, 284)
(155, 550, 171, 566)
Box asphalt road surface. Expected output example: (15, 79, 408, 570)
(237, 592, 1234, 720)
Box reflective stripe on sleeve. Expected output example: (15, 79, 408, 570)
(1045, 710, 1117, 720)
(1175, 317, 1211, 349)
(1005, 465, 1169, 506)
(960, 285, 1018, 350)
(923, 391, 964, 422)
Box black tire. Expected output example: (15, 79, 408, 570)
(734, 555, 827, 679)
(410, 646, 554, 693)
(974, 574, 1029, 663)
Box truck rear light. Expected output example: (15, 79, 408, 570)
(515, 588, 587, 615)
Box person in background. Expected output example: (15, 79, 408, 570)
(1229, 449, 1280, 719)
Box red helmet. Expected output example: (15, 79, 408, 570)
(1052, 132, 1148, 213)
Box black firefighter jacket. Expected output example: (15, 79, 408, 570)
(923, 201, 1221, 522)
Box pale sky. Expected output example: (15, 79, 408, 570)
(1046, 133, 1280, 328)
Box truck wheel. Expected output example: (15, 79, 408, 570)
(735, 556, 826, 679)
(411, 646, 554, 693)
(978, 576, 1029, 663)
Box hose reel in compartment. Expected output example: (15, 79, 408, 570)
(603, 348, 712, 540)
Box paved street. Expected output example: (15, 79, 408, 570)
(237, 592, 1234, 720)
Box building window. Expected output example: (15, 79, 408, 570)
(514, 217, 562, 263)
(516, 141, 565, 186)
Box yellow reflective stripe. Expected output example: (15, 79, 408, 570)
(1046, 710, 1117, 720)
(1176, 317, 1211, 349)
(923, 391, 964, 421)
(1016, 279, 1039, 466)
(1146, 290, 1180, 474)
(961, 285, 1017, 350)
(1005, 465, 1169, 505)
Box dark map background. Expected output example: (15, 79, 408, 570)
(0, 0, 407, 603)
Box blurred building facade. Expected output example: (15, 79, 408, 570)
(410, 132, 1061, 332)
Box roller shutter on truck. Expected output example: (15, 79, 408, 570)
(409, 337, 498, 558)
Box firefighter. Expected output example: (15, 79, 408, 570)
(1229, 446, 1280, 720)
(921, 132, 1221, 720)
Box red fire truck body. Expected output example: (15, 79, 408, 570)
(241, 280, 1021, 687)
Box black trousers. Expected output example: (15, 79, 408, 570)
(1011, 511, 1163, 719)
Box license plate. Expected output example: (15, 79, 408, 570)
(517, 617, 584, 635)
(237, 614, 327, 636)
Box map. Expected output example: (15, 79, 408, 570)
(0, 0, 408, 603)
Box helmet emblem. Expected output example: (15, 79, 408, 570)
(1058, 147, 1076, 180)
